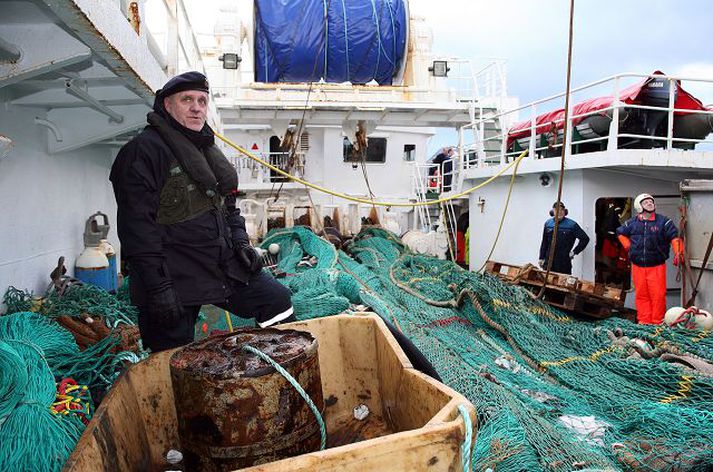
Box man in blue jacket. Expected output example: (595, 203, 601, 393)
(617, 193, 683, 324)
(539, 202, 590, 275)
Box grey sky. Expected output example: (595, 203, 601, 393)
(411, 0, 713, 105)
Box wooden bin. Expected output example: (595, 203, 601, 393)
(63, 314, 476, 472)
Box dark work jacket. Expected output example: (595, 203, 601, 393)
(110, 127, 249, 307)
(539, 217, 590, 274)
(616, 213, 678, 267)
(429, 152, 454, 191)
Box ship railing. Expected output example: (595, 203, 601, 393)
(227, 151, 306, 184)
(213, 83, 462, 105)
(213, 58, 508, 109)
(436, 57, 508, 104)
(458, 72, 713, 169)
(410, 158, 462, 196)
(141, 0, 207, 77)
(438, 157, 459, 196)
(411, 163, 441, 229)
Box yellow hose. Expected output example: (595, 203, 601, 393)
(224, 310, 234, 332)
(214, 131, 528, 208)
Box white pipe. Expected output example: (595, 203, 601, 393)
(65, 79, 124, 123)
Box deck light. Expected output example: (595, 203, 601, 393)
(429, 60, 450, 77)
(220, 53, 242, 70)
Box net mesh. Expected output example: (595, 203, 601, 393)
(260, 227, 713, 472)
(2, 227, 710, 471)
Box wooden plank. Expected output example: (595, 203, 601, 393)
(242, 422, 466, 472)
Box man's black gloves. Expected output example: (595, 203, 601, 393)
(145, 284, 183, 326)
(129, 257, 183, 326)
(235, 244, 264, 274)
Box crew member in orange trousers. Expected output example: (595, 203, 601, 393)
(617, 194, 683, 324)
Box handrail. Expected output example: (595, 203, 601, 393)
(462, 72, 713, 129)
(460, 72, 713, 170)
(213, 58, 508, 107)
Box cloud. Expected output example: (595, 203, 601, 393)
(674, 63, 713, 105)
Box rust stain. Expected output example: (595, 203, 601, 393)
(326, 414, 393, 448)
(325, 394, 338, 407)
(170, 328, 324, 470)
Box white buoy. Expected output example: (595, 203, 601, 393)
(693, 309, 713, 331)
(664, 306, 686, 326)
(268, 243, 280, 255)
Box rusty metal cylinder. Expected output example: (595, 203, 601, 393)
(170, 329, 324, 471)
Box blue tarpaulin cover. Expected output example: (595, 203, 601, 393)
(254, 0, 407, 85)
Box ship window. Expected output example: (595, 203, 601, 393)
(594, 197, 631, 290)
(403, 144, 416, 161)
(343, 137, 387, 163)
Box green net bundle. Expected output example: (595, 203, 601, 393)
(0, 312, 99, 471)
(0, 279, 143, 471)
(261, 227, 358, 319)
(4, 283, 138, 327)
(261, 227, 713, 472)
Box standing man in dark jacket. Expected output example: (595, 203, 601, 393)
(617, 193, 683, 325)
(539, 202, 590, 275)
(429, 147, 455, 192)
(110, 71, 294, 352)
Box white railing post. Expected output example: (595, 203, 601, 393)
(500, 121, 508, 164)
(499, 61, 508, 97)
(471, 123, 481, 168)
(479, 114, 487, 166)
(667, 78, 676, 150)
(528, 104, 537, 159)
(458, 126, 465, 169)
(607, 76, 621, 151)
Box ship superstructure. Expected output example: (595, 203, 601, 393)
(458, 72, 713, 307)
(198, 0, 514, 244)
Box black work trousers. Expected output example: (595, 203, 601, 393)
(138, 271, 294, 352)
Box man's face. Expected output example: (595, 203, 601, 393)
(163, 90, 208, 131)
(553, 207, 566, 220)
(641, 198, 655, 213)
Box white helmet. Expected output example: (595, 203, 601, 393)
(634, 193, 655, 214)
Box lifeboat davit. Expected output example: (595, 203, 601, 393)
(507, 71, 713, 155)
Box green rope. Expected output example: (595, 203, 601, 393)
(0, 341, 28, 427)
(241, 344, 327, 451)
(0, 318, 84, 472)
(457, 404, 473, 472)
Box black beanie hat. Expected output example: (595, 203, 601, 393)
(156, 71, 209, 100)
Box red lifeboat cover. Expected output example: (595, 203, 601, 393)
(507, 71, 709, 147)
